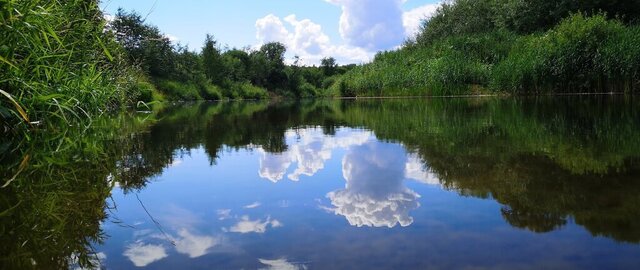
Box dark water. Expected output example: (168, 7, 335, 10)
(2, 97, 640, 269)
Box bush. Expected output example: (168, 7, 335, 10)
(199, 84, 223, 100)
(154, 79, 202, 100)
(492, 14, 630, 93)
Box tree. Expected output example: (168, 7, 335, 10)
(321, 57, 338, 76)
(202, 34, 225, 85)
(251, 42, 287, 91)
(222, 49, 251, 82)
(111, 9, 175, 78)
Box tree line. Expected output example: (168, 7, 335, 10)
(0, 1, 353, 131)
(110, 9, 354, 102)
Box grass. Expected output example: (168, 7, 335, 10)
(0, 0, 144, 131)
(336, 14, 640, 96)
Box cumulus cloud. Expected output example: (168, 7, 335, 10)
(173, 229, 218, 258)
(403, 3, 440, 38)
(327, 142, 421, 228)
(254, 1, 442, 64)
(258, 128, 373, 182)
(405, 154, 441, 185)
(326, 0, 405, 50)
(259, 150, 294, 182)
(123, 242, 168, 267)
(256, 14, 290, 44)
(259, 258, 308, 270)
(229, 216, 283, 234)
(255, 14, 371, 64)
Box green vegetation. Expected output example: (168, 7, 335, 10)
(110, 9, 352, 101)
(0, 3, 352, 132)
(336, 0, 640, 96)
(3, 97, 640, 269)
(0, 0, 137, 130)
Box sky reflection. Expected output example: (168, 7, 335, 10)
(259, 128, 373, 182)
(95, 122, 640, 269)
(328, 142, 421, 228)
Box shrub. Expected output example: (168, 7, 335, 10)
(492, 14, 629, 93)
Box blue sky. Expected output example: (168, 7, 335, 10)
(100, 0, 441, 65)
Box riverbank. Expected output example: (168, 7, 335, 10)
(333, 14, 640, 97)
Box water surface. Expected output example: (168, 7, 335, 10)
(2, 97, 640, 269)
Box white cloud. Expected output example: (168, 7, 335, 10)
(166, 34, 180, 43)
(173, 229, 217, 258)
(259, 258, 308, 270)
(270, 219, 284, 228)
(169, 159, 182, 167)
(258, 128, 373, 183)
(253, 1, 442, 64)
(244, 202, 262, 209)
(327, 142, 421, 228)
(326, 0, 406, 51)
(123, 242, 168, 267)
(255, 14, 371, 65)
(217, 209, 232, 220)
(229, 216, 283, 234)
(405, 154, 441, 185)
(403, 3, 440, 38)
(259, 150, 294, 182)
(256, 14, 290, 44)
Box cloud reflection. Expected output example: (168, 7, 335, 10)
(405, 154, 441, 185)
(259, 258, 308, 270)
(123, 242, 168, 267)
(327, 142, 421, 228)
(229, 215, 283, 234)
(259, 128, 373, 182)
(173, 229, 218, 258)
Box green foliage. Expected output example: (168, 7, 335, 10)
(154, 79, 202, 100)
(111, 9, 175, 78)
(132, 74, 159, 102)
(0, 0, 138, 129)
(492, 14, 638, 93)
(416, 0, 496, 44)
(202, 34, 225, 85)
(346, 7, 639, 96)
(321, 57, 338, 76)
(337, 31, 515, 96)
(3, 97, 640, 270)
(417, 0, 640, 44)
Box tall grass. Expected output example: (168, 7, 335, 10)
(334, 31, 516, 96)
(336, 14, 640, 96)
(0, 0, 138, 131)
(492, 14, 640, 93)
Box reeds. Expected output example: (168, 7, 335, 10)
(0, 0, 138, 131)
(337, 14, 640, 96)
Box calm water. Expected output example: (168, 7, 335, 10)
(2, 97, 640, 269)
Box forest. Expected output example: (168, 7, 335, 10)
(1, 0, 640, 130)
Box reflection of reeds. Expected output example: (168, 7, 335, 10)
(0, 90, 29, 124)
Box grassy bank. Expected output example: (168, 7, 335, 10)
(334, 5, 640, 96)
(0, 0, 139, 130)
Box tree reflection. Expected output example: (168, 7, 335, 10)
(2, 96, 640, 268)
